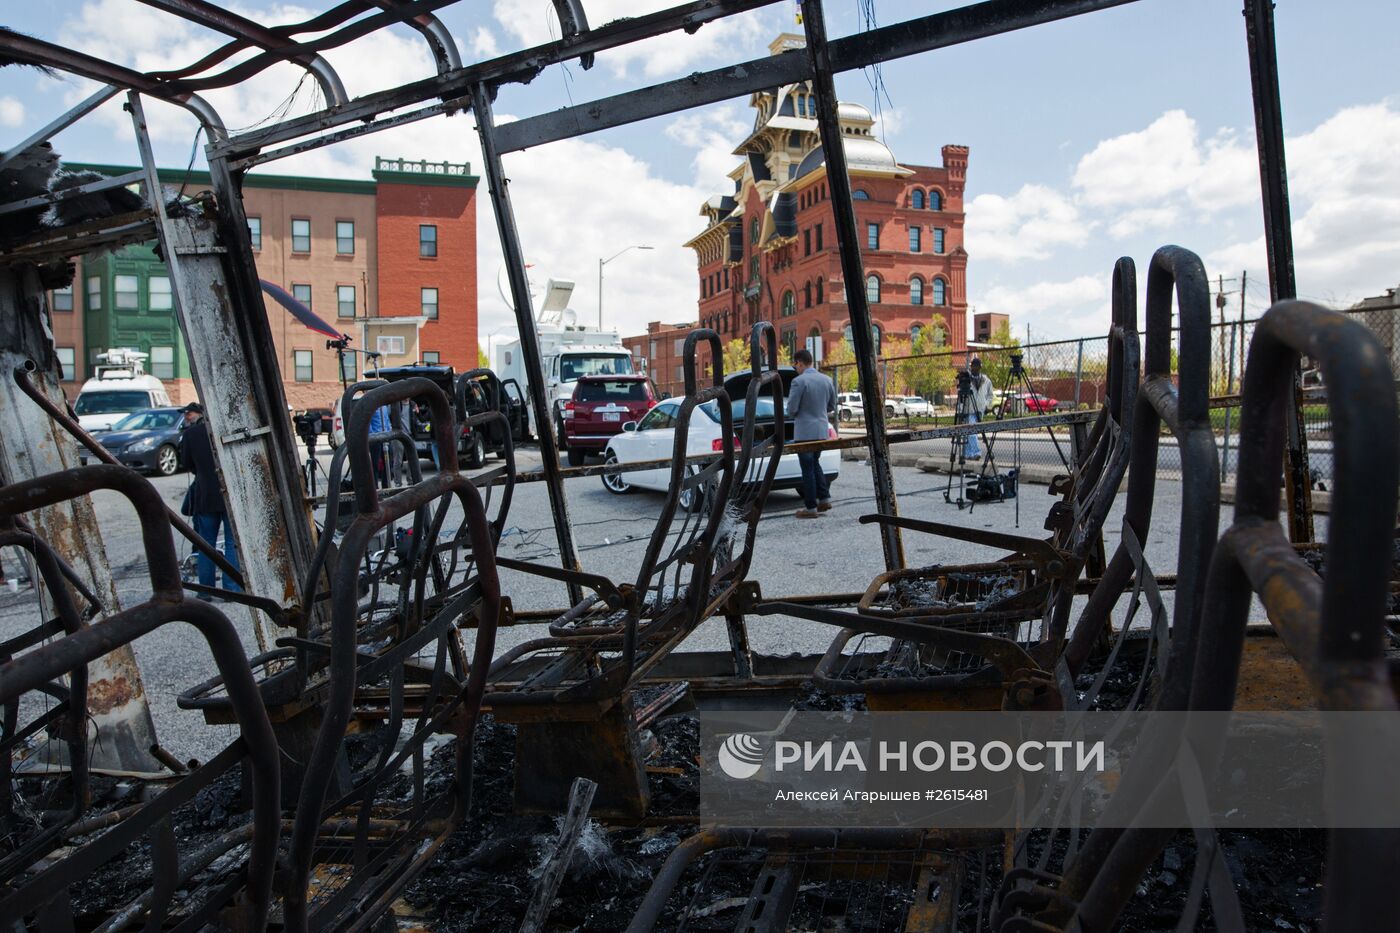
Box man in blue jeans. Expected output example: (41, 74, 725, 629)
(786, 349, 837, 518)
(963, 357, 995, 460)
(178, 403, 242, 594)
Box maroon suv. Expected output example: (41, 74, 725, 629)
(562, 375, 658, 465)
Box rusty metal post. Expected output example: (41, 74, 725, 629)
(128, 92, 302, 647)
(1244, 0, 1313, 541)
(471, 81, 584, 603)
(801, 0, 903, 571)
(0, 265, 166, 775)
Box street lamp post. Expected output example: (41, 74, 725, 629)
(598, 244, 653, 329)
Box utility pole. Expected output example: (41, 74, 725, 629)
(1217, 274, 1227, 394)
(1239, 269, 1248, 378)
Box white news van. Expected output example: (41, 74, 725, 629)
(493, 279, 635, 443)
(74, 349, 172, 433)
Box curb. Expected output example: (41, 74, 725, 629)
(839, 447, 1335, 514)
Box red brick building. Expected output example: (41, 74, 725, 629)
(973, 311, 1010, 343)
(685, 34, 969, 362)
(50, 157, 478, 409)
(623, 320, 697, 398)
(373, 158, 479, 370)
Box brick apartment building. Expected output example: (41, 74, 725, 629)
(681, 34, 970, 366)
(47, 157, 478, 409)
(623, 320, 696, 398)
(973, 311, 1010, 343)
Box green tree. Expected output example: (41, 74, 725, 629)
(898, 319, 958, 401)
(977, 321, 1021, 391)
(717, 337, 792, 378)
(822, 338, 860, 392)
(478, 346, 490, 370)
(880, 337, 912, 395)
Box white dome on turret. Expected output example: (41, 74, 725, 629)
(837, 101, 875, 125)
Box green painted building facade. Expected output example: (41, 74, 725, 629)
(78, 243, 190, 381)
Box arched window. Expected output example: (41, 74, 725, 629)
(911, 189, 925, 210)
(910, 276, 924, 306)
(866, 274, 881, 304)
(816, 278, 824, 303)
(910, 323, 923, 345)
(852, 189, 870, 200)
(750, 217, 760, 243)
(781, 289, 795, 317)
(804, 282, 812, 308)
(871, 324, 882, 356)
(843, 323, 853, 345)
(932, 277, 947, 306)
(928, 189, 942, 211)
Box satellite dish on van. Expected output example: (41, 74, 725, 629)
(561, 308, 577, 327)
(541, 278, 574, 314)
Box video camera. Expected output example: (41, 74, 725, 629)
(955, 369, 973, 396)
(293, 411, 323, 448)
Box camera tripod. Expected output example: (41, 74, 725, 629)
(967, 352, 1071, 523)
(942, 371, 986, 509)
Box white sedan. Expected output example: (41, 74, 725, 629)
(898, 396, 935, 417)
(600, 394, 841, 510)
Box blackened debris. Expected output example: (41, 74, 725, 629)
(48, 169, 146, 227)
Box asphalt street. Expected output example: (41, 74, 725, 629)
(0, 445, 1317, 763)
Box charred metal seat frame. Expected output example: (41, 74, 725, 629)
(788, 258, 1143, 713)
(484, 326, 790, 814)
(0, 465, 279, 932)
(1039, 258, 1141, 655)
(996, 301, 1400, 933)
(280, 377, 504, 933)
(625, 827, 1003, 933)
(995, 249, 1283, 932)
(0, 520, 93, 879)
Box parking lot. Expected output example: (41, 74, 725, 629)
(0, 443, 1265, 762)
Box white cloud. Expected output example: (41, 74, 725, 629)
(964, 183, 1089, 262)
(871, 106, 903, 141)
(52, 1, 446, 145)
(491, 0, 775, 78)
(664, 105, 749, 191)
(0, 96, 25, 127)
(470, 26, 500, 59)
(1073, 110, 1202, 208)
(1073, 110, 1260, 219)
(1209, 101, 1400, 307)
(975, 274, 1110, 339)
(1107, 205, 1179, 238)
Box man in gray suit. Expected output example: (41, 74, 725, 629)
(786, 349, 837, 518)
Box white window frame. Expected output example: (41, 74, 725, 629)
(55, 346, 76, 379)
(337, 284, 356, 319)
(114, 274, 139, 310)
(149, 275, 172, 311)
(291, 217, 311, 253)
(150, 345, 175, 379)
(294, 349, 314, 382)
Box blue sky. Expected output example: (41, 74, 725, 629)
(3, 1, 1398, 344)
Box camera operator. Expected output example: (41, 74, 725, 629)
(963, 357, 994, 460)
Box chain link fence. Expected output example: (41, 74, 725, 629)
(825, 306, 1396, 490)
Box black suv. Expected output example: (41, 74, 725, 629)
(365, 365, 527, 467)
